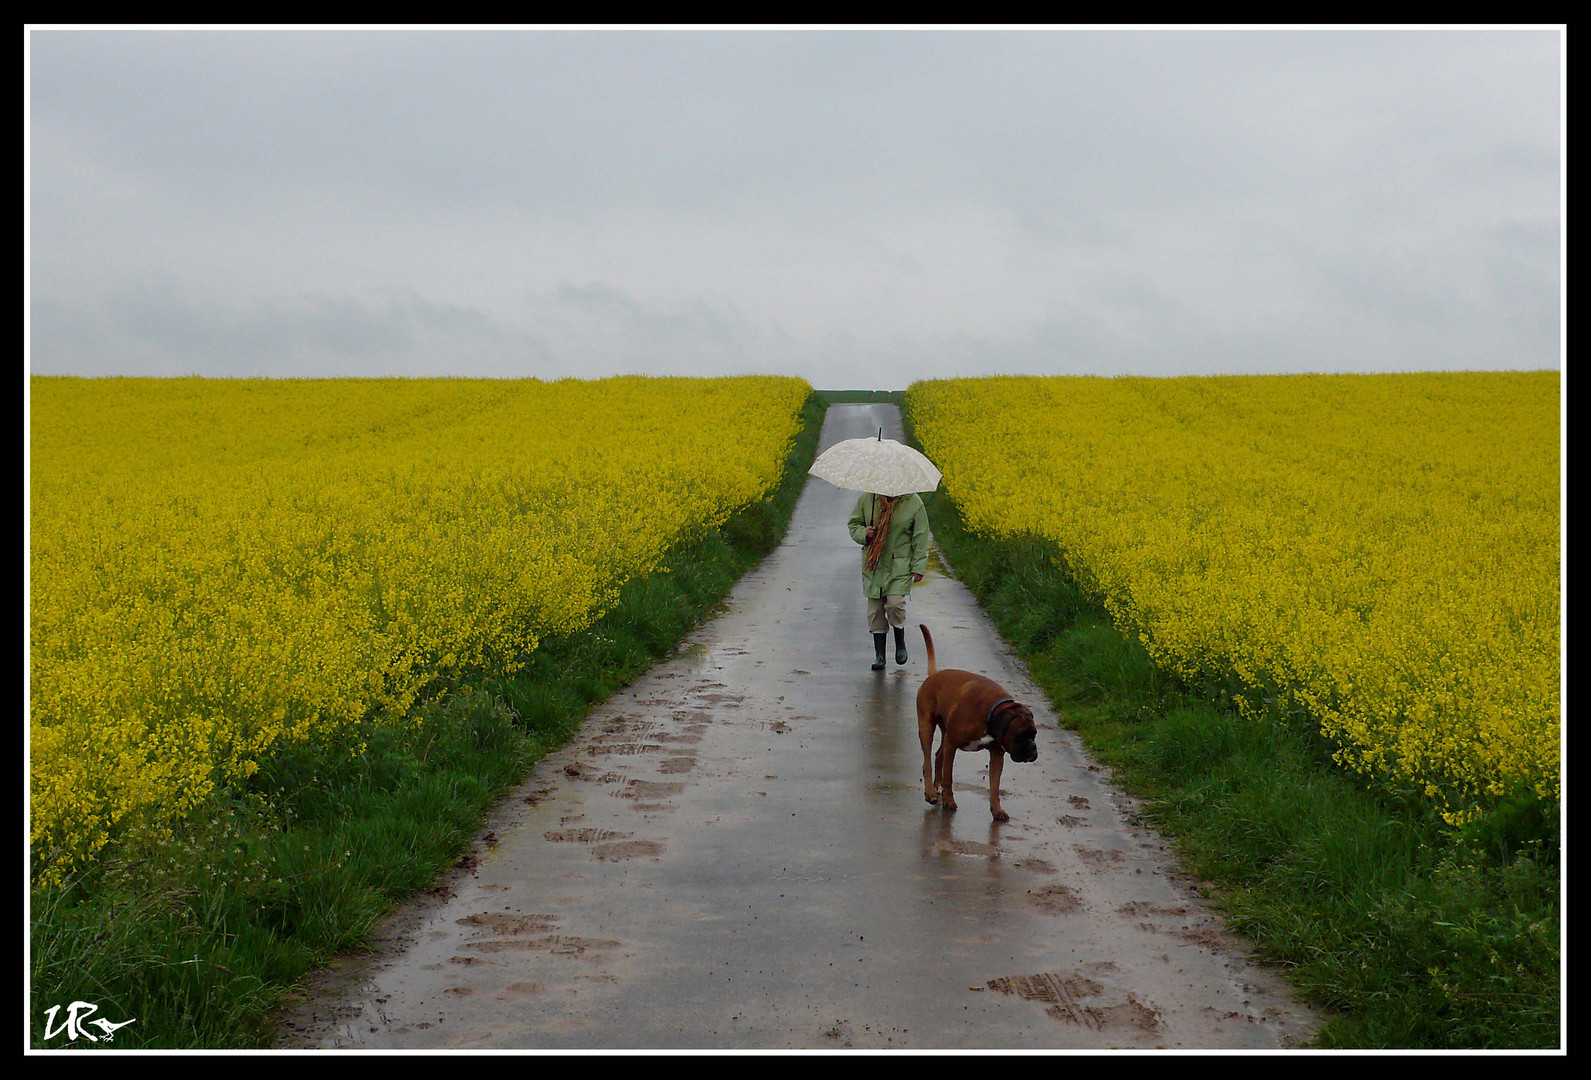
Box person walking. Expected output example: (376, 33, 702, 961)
(849, 491, 931, 670)
(807, 422, 942, 671)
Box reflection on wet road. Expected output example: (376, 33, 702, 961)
(280, 405, 1320, 1050)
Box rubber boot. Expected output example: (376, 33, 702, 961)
(894, 625, 908, 665)
(871, 634, 887, 671)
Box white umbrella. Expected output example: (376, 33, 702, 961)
(808, 429, 942, 497)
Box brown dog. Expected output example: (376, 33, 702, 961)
(916, 624, 1038, 821)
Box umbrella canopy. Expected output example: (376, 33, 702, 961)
(808, 430, 942, 497)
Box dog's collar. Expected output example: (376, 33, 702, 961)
(985, 698, 1017, 744)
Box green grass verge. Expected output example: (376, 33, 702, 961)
(29, 391, 827, 1050)
(903, 417, 1560, 1050)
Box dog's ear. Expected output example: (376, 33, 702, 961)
(992, 702, 1028, 741)
(1004, 704, 1037, 738)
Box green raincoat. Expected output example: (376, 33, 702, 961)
(848, 493, 931, 599)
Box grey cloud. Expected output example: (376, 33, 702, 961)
(530, 282, 796, 376)
(30, 279, 815, 380)
(33, 284, 556, 378)
(28, 29, 1562, 383)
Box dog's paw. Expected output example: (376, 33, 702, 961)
(942, 798, 958, 812)
(991, 809, 1010, 822)
(924, 790, 939, 805)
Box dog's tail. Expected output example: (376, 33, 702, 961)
(920, 624, 938, 675)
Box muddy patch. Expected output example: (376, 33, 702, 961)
(1117, 901, 1189, 918)
(1075, 845, 1128, 869)
(659, 756, 697, 775)
(494, 982, 546, 999)
(592, 839, 665, 861)
(1012, 857, 1057, 875)
(543, 828, 632, 844)
(615, 781, 686, 800)
(1170, 925, 1234, 949)
(1068, 796, 1091, 810)
(456, 913, 561, 934)
(1055, 815, 1087, 828)
(560, 760, 630, 783)
(985, 972, 1104, 1028)
(463, 935, 622, 956)
(1085, 996, 1161, 1032)
(1025, 883, 1083, 914)
(585, 743, 667, 756)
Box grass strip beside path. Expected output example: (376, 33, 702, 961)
(29, 392, 827, 1050)
(903, 415, 1560, 1050)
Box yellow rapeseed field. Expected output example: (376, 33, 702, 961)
(29, 375, 810, 884)
(907, 372, 1560, 825)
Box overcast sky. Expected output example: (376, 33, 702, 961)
(26, 28, 1562, 386)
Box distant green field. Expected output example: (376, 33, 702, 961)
(815, 389, 905, 406)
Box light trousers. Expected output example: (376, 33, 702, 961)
(867, 593, 908, 633)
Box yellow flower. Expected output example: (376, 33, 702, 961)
(29, 374, 810, 885)
(908, 371, 1560, 824)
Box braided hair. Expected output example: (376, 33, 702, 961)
(862, 494, 898, 572)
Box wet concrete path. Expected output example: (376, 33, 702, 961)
(280, 404, 1320, 1050)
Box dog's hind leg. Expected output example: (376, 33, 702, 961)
(938, 744, 959, 812)
(918, 701, 940, 805)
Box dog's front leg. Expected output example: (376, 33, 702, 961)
(988, 748, 1008, 821)
(919, 713, 939, 805)
(939, 744, 958, 812)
